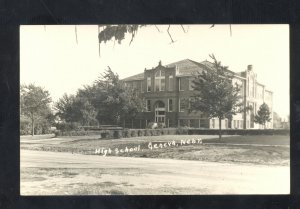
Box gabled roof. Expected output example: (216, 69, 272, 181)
(122, 72, 144, 81)
(122, 58, 242, 81)
(166, 59, 206, 76)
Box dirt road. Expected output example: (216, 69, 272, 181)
(21, 149, 289, 195)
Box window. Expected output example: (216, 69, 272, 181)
(179, 98, 186, 112)
(132, 81, 138, 89)
(154, 70, 165, 91)
(212, 119, 215, 128)
(249, 77, 255, 97)
(179, 78, 184, 91)
(225, 120, 228, 129)
(189, 78, 194, 90)
(141, 81, 144, 93)
(169, 75, 174, 91)
(240, 120, 243, 129)
(147, 77, 151, 92)
(146, 100, 151, 112)
(168, 99, 173, 112)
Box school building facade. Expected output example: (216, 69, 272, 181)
(122, 59, 273, 129)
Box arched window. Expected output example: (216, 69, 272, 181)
(155, 70, 165, 91)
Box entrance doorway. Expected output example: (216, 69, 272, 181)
(154, 101, 166, 124)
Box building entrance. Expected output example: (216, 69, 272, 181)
(154, 101, 165, 124)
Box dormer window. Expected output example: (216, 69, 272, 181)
(155, 70, 165, 91)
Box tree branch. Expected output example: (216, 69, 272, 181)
(75, 25, 78, 44)
(180, 25, 187, 33)
(167, 25, 175, 43)
(98, 25, 101, 57)
(129, 26, 136, 45)
(155, 25, 161, 32)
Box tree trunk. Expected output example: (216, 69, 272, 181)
(218, 117, 222, 140)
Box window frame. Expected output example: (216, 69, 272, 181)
(168, 75, 174, 91)
(146, 100, 151, 112)
(168, 99, 173, 112)
(147, 77, 151, 92)
(155, 70, 165, 92)
(179, 98, 185, 112)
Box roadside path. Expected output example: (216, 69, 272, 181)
(21, 149, 289, 195)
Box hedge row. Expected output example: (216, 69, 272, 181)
(55, 127, 189, 139)
(188, 129, 290, 136)
(55, 128, 290, 139)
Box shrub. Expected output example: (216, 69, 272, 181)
(176, 127, 189, 135)
(107, 130, 114, 139)
(157, 123, 166, 129)
(187, 129, 290, 135)
(114, 130, 123, 139)
(167, 128, 177, 135)
(145, 129, 151, 136)
(147, 122, 158, 129)
(56, 122, 80, 132)
(122, 129, 131, 138)
(155, 129, 161, 136)
(162, 129, 168, 135)
(138, 129, 144, 137)
(131, 129, 138, 137)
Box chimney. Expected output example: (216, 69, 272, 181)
(159, 60, 162, 66)
(247, 65, 253, 71)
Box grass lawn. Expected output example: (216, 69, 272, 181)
(21, 135, 290, 166)
(202, 135, 289, 145)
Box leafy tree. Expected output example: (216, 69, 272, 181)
(20, 84, 52, 136)
(97, 25, 231, 56)
(254, 103, 272, 129)
(93, 67, 145, 125)
(54, 93, 98, 126)
(272, 111, 282, 129)
(54, 93, 77, 123)
(72, 97, 98, 126)
(190, 54, 244, 139)
(54, 67, 144, 128)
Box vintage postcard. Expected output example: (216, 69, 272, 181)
(20, 24, 289, 195)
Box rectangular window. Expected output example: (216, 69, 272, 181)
(141, 81, 144, 93)
(161, 78, 165, 91)
(179, 98, 185, 112)
(179, 78, 184, 91)
(147, 77, 151, 92)
(147, 100, 151, 112)
(212, 119, 215, 128)
(155, 77, 159, 91)
(234, 120, 236, 128)
(169, 75, 173, 91)
(189, 78, 194, 90)
(240, 120, 243, 129)
(155, 71, 165, 91)
(168, 99, 173, 112)
(225, 120, 228, 129)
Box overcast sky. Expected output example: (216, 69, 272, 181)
(20, 24, 289, 119)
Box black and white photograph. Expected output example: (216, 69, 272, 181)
(20, 24, 290, 195)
